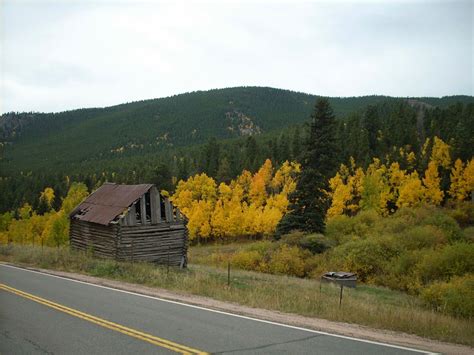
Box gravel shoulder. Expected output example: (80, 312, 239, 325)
(4, 263, 472, 355)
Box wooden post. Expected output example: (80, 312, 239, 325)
(339, 285, 344, 308)
(167, 246, 170, 276)
(165, 198, 173, 222)
(140, 195, 147, 225)
(227, 261, 231, 287)
(127, 204, 136, 226)
(150, 187, 160, 224)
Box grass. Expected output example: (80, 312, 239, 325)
(1, 244, 473, 346)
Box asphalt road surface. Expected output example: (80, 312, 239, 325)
(0, 264, 433, 354)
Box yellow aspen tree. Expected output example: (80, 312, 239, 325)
(61, 183, 89, 215)
(210, 199, 227, 238)
(463, 159, 474, 201)
(431, 136, 451, 169)
(249, 159, 273, 207)
(233, 170, 251, 203)
(388, 162, 406, 209)
(360, 159, 391, 215)
(397, 171, 425, 208)
(19, 203, 32, 220)
(271, 161, 301, 195)
(186, 200, 213, 240)
(327, 173, 351, 218)
(39, 187, 55, 209)
(423, 161, 444, 205)
(406, 152, 416, 170)
(449, 159, 467, 200)
(347, 167, 365, 214)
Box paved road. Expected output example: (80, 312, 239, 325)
(0, 264, 432, 354)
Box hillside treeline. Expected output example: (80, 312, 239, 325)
(0, 99, 472, 214)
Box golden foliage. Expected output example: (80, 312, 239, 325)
(172, 160, 300, 240)
(431, 136, 451, 169)
(423, 161, 444, 205)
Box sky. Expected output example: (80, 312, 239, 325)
(1, 0, 472, 113)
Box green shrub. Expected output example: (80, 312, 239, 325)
(280, 231, 334, 254)
(299, 234, 334, 254)
(266, 245, 308, 277)
(462, 226, 474, 242)
(329, 237, 400, 282)
(421, 274, 474, 318)
(398, 225, 447, 250)
(417, 243, 474, 284)
(279, 231, 306, 247)
(231, 250, 264, 271)
(421, 210, 462, 243)
(325, 215, 357, 243)
(447, 201, 474, 227)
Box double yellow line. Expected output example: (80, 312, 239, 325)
(0, 283, 207, 355)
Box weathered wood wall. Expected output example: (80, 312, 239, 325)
(70, 220, 188, 267)
(70, 220, 119, 258)
(117, 223, 188, 266)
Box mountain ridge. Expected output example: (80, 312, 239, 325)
(1, 86, 472, 173)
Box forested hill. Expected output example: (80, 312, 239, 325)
(1, 86, 472, 173)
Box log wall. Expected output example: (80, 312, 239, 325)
(117, 222, 188, 266)
(69, 220, 188, 267)
(70, 220, 119, 258)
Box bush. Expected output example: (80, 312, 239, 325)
(398, 225, 447, 250)
(280, 231, 334, 254)
(326, 215, 358, 243)
(329, 237, 400, 282)
(266, 245, 308, 277)
(299, 234, 334, 254)
(420, 210, 462, 243)
(278, 230, 306, 247)
(231, 250, 264, 271)
(421, 274, 474, 318)
(417, 243, 474, 284)
(447, 201, 474, 227)
(462, 226, 474, 242)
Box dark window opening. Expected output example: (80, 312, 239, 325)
(160, 195, 166, 220)
(135, 201, 141, 224)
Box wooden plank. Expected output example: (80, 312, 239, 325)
(140, 195, 147, 225)
(165, 198, 173, 222)
(128, 204, 136, 226)
(150, 187, 160, 224)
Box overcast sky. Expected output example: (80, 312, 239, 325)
(1, 0, 472, 113)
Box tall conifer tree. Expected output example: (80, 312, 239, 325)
(276, 98, 338, 235)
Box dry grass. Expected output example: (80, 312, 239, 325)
(1, 244, 473, 346)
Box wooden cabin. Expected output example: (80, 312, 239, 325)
(69, 183, 188, 267)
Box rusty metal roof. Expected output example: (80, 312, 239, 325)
(70, 183, 153, 225)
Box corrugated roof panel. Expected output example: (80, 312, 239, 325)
(70, 183, 153, 225)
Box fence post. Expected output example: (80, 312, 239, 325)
(167, 246, 170, 276)
(227, 261, 231, 287)
(339, 284, 344, 308)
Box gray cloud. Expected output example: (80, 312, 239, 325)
(1, 0, 472, 113)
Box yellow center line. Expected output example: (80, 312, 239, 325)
(0, 283, 208, 355)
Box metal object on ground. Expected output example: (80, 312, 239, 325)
(321, 272, 357, 288)
(320, 271, 357, 308)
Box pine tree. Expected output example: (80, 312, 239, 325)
(216, 157, 232, 184)
(276, 98, 338, 235)
(291, 126, 302, 160)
